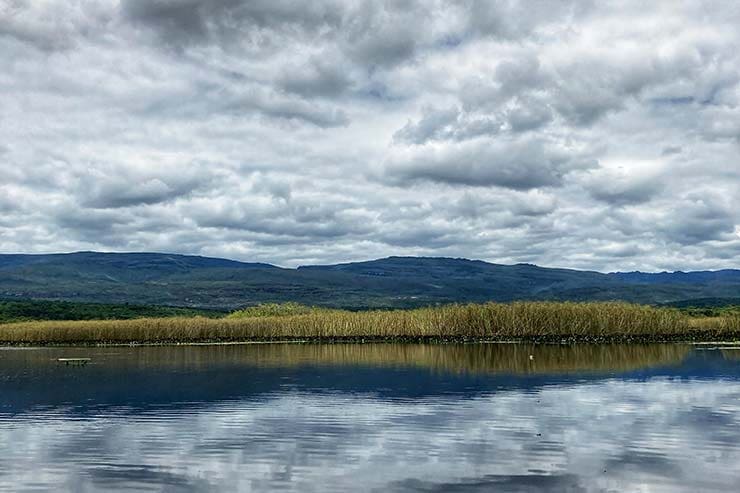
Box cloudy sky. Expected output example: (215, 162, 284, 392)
(1, 1, 740, 270)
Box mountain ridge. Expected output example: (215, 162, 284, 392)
(1, 252, 739, 309)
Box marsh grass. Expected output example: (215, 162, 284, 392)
(227, 302, 337, 318)
(1, 301, 732, 345)
(689, 313, 740, 332)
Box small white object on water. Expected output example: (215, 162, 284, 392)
(57, 358, 91, 366)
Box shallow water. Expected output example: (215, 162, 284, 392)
(1, 343, 739, 492)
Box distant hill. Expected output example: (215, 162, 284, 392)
(0, 251, 275, 273)
(0, 252, 739, 309)
(611, 270, 740, 284)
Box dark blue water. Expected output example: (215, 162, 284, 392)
(1, 343, 739, 492)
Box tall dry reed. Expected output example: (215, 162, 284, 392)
(0, 301, 715, 344)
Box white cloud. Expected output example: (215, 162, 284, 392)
(1, 0, 740, 270)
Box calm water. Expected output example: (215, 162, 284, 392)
(1, 343, 740, 492)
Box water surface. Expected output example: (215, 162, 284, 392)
(1, 343, 739, 492)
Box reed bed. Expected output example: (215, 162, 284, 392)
(0, 301, 732, 345)
(689, 313, 740, 332)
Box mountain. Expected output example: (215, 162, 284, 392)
(0, 252, 739, 309)
(299, 257, 615, 300)
(0, 251, 275, 273)
(611, 270, 740, 284)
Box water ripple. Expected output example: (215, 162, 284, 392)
(0, 344, 739, 491)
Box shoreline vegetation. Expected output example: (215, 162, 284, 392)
(0, 299, 225, 323)
(1, 301, 740, 346)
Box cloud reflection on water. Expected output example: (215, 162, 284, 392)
(1, 378, 739, 492)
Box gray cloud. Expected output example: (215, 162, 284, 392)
(506, 99, 554, 132)
(385, 137, 596, 190)
(245, 90, 350, 128)
(1, 0, 740, 270)
(582, 166, 666, 206)
(340, 1, 423, 68)
(466, 0, 591, 40)
(0, 0, 109, 51)
(393, 106, 502, 144)
(276, 53, 354, 98)
(659, 193, 738, 245)
(54, 205, 133, 240)
(76, 165, 217, 209)
(188, 192, 374, 240)
(120, 0, 344, 48)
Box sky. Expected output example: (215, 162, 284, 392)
(1, 1, 740, 271)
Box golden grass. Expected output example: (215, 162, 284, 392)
(689, 314, 740, 332)
(227, 302, 336, 318)
(1, 301, 734, 345)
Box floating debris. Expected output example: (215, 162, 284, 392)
(57, 358, 91, 366)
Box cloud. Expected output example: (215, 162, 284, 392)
(244, 89, 351, 128)
(339, 1, 424, 68)
(276, 53, 354, 98)
(659, 193, 738, 245)
(54, 206, 130, 239)
(1, 0, 740, 270)
(385, 137, 596, 190)
(506, 99, 554, 132)
(393, 106, 501, 145)
(188, 191, 374, 240)
(120, 0, 344, 48)
(582, 163, 666, 206)
(0, 0, 113, 52)
(69, 160, 220, 209)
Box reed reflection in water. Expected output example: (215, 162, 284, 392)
(1, 343, 739, 492)
(1, 342, 691, 374)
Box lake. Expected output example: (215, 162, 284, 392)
(1, 343, 739, 492)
